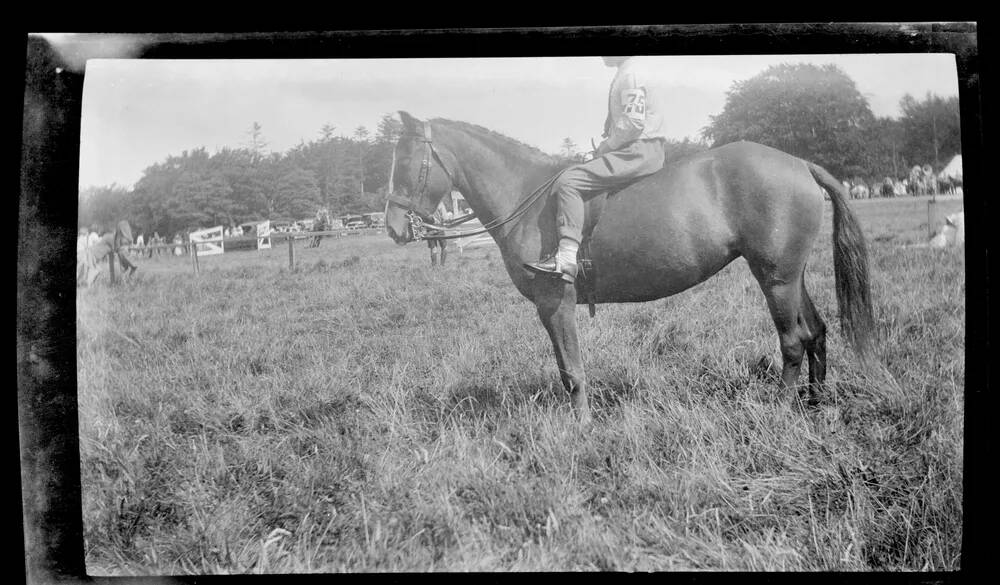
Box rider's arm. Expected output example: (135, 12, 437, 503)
(600, 71, 646, 153)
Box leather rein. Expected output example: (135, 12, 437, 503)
(386, 122, 561, 242)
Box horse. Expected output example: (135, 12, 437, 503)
(384, 112, 874, 424)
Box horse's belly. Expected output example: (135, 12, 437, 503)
(584, 186, 738, 303)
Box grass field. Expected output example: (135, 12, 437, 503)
(77, 195, 965, 573)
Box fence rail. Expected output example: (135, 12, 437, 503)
(121, 227, 388, 275)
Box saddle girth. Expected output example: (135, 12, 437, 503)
(574, 193, 606, 318)
(576, 240, 597, 318)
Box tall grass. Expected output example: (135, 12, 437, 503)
(78, 197, 964, 573)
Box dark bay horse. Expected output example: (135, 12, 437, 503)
(385, 112, 874, 423)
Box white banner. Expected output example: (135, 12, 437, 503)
(190, 225, 225, 256)
(257, 220, 271, 250)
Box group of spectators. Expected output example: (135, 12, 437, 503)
(842, 164, 963, 200)
(78, 223, 207, 286)
(131, 231, 190, 258)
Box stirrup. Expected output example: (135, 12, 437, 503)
(523, 255, 577, 283)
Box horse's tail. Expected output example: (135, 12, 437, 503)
(807, 161, 876, 363)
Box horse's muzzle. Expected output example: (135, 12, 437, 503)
(386, 223, 412, 245)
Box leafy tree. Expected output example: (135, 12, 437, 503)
(375, 114, 403, 145)
(862, 117, 908, 180)
(246, 122, 268, 165)
(79, 184, 132, 232)
(898, 93, 961, 169)
(702, 63, 875, 178)
(354, 126, 370, 193)
(274, 167, 321, 218)
(663, 137, 710, 165)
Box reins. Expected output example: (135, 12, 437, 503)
(416, 173, 561, 241)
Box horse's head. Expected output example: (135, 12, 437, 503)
(384, 112, 456, 244)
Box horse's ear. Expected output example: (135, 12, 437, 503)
(399, 111, 421, 133)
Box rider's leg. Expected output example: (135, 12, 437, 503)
(525, 139, 665, 282)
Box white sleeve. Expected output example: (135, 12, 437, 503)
(604, 72, 646, 151)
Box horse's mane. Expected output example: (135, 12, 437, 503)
(430, 118, 563, 168)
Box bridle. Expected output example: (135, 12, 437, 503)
(385, 121, 562, 242)
(384, 122, 459, 240)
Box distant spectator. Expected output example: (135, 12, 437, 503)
(427, 200, 452, 267)
(309, 210, 329, 248)
(113, 221, 139, 275)
(909, 165, 926, 196)
(87, 225, 100, 250)
(923, 165, 938, 196)
(881, 177, 894, 198)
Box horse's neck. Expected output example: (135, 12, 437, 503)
(445, 133, 560, 237)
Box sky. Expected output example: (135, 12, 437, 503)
(76, 53, 960, 190)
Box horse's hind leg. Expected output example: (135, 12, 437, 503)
(800, 283, 828, 403)
(752, 269, 810, 397)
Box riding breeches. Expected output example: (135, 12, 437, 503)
(555, 138, 665, 243)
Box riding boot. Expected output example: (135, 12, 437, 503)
(524, 253, 577, 283)
(430, 252, 438, 267)
(440, 247, 448, 266)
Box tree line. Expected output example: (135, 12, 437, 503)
(80, 64, 960, 236)
(701, 63, 961, 182)
(80, 114, 406, 238)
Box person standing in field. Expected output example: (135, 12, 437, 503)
(87, 225, 100, 251)
(309, 210, 329, 248)
(80, 220, 137, 286)
(114, 221, 139, 275)
(427, 200, 452, 267)
(524, 56, 668, 283)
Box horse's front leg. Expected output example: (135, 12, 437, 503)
(533, 277, 590, 424)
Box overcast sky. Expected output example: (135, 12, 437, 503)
(77, 54, 959, 189)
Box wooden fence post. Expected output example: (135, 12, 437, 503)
(287, 234, 295, 269)
(927, 199, 934, 239)
(108, 252, 116, 285)
(190, 242, 200, 274)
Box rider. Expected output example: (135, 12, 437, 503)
(524, 56, 668, 283)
